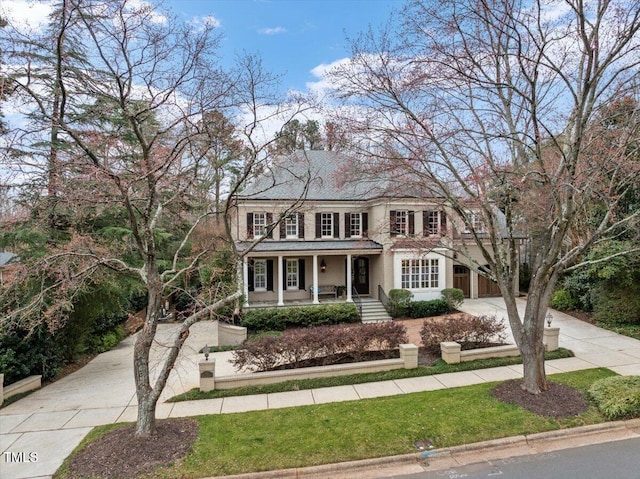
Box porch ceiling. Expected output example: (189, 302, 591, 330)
(236, 239, 383, 255)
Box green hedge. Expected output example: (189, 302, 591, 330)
(589, 375, 640, 420)
(240, 304, 360, 333)
(406, 299, 449, 318)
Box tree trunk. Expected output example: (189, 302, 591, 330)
(520, 319, 547, 393)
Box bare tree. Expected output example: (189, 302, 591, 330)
(332, 0, 640, 393)
(1, 0, 309, 437)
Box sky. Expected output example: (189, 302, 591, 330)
(166, 0, 399, 95)
(2, 0, 401, 97)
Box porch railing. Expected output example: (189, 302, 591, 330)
(378, 284, 392, 314)
(351, 286, 362, 320)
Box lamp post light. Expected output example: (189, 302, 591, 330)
(203, 344, 210, 361)
(546, 312, 553, 327)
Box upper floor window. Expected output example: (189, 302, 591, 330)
(247, 212, 273, 239)
(315, 212, 339, 238)
(345, 212, 369, 238)
(285, 214, 298, 238)
(463, 212, 486, 233)
(390, 210, 415, 236)
(424, 210, 447, 236)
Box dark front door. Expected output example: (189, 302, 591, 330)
(453, 265, 471, 298)
(352, 257, 370, 295)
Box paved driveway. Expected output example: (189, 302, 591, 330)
(1, 298, 639, 479)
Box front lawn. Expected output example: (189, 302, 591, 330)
(56, 368, 615, 479)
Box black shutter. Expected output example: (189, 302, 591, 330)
(298, 258, 305, 289)
(247, 259, 254, 291)
(362, 213, 368, 237)
(298, 213, 305, 238)
(267, 259, 274, 291)
(266, 213, 273, 238)
(390, 210, 397, 236)
(280, 218, 286, 239)
(408, 211, 415, 236)
(315, 213, 321, 238)
(333, 212, 339, 238)
(345, 213, 351, 238)
(247, 213, 254, 239)
(440, 211, 447, 234)
(282, 257, 287, 289)
(423, 211, 429, 236)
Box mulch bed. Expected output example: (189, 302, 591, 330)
(492, 379, 589, 418)
(66, 418, 198, 479)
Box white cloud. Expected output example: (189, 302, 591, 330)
(1, 0, 53, 32)
(190, 15, 221, 30)
(306, 57, 352, 96)
(258, 26, 286, 35)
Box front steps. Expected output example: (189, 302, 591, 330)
(359, 299, 393, 323)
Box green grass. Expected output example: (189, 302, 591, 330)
(57, 368, 616, 479)
(168, 348, 574, 402)
(598, 322, 640, 340)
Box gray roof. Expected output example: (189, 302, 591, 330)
(236, 239, 383, 254)
(0, 252, 19, 268)
(238, 150, 390, 201)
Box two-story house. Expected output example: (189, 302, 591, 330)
(230, 150, 509, 307)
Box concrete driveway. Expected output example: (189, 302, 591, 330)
(1, 298, 640, 479)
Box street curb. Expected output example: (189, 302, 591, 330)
(207, 419, 640, 479)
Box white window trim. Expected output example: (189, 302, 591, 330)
(320, 212, 333, 238)
(286, 258, 299, 290)
(395, 210, 408, 235)
(253, 212, 267, 238)
(253, 259, 267, 292)
(394, 252, 445, 292)
(426, 210, 440, 235)
(350, 212, 362, 238)
(285, 214, 299, 239)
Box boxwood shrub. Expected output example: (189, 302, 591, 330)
(240, 303, 360, 333)
(406, 299, 449, 318)
(589, 375, 640, 420)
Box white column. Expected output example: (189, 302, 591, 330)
(312, 254, 319, 304)
(277, 255, 284, 306)
(242, 257, 249, 307)
(346, 254, 353, 302)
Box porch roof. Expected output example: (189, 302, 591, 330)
(236, 239, 383, 255)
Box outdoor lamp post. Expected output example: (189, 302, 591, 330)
(546, 313, 553, 327)
(203, 344, 210, 361)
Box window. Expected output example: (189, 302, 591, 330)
(390, 210, 414, 236)
(285, 214, 298, 238)
(350, 213, 361, 237)
(286, 259, 298, 289)
(253, 213, 266, 238)
(464, 212, 485, 233)
(345, 212, 368, 238)
(426, 211, 440, 235)
(253, 259, 267, 291)
(400, 258, 440, 289)
(321, 213, 333, 237)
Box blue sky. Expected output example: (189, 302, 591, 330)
(167, 0, 400, 94)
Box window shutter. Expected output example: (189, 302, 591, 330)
(280, 219, 286, 239)
(282, 257, 287, 289)
(362, 213, 368, 237)
(315, 213, 321, 238)
(440, 211, 447, 233)
(333, 212, 339, 238)
(247, 213, 254, 239)
(390, 210, 397, 237)
(408, 211, 415, 236)
(247, 259, 254, 292)
(298, 213, 305, 238)
(266, 260, 274, 291)
(266, 213, 273, 238)
(422, 211, 428, 236)
(298, 258, 305, 289)
(345, 213, 351, 238)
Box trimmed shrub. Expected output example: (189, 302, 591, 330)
(240, 303, 360, 333)
(589, 375, 640, 420)
(406, 299, 449, 318)
(591, 285, 640, 326)
(441, 288, 464, 311)
(232, 321, 408, 372)
(420, 314, 507, 353)
(550, 289, 577, 311)
(388, 289, 413, 317)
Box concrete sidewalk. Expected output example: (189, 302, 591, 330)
(2, 298, 640, 479)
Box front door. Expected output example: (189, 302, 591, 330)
(352, 257, 370, 295)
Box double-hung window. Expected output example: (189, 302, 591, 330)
(350, 213, 362, 237)
(390, 210, 414, 236)
(286, 259, 298, 289)
(426, 211, 440, 235)
(285, 214, 298, 238)
(395, 211, 407, 235)
(253, 213, 267, 238)
(321, 213, 333, 238)
(253, 259, 267, 291)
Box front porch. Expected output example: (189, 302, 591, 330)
(237, 239, 383, 308)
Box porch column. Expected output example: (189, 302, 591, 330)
(242, 257, 249, 307)
(346, 254, 353, 302)
(277, 255, 284, 306)
(312, 254, 319, 304)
